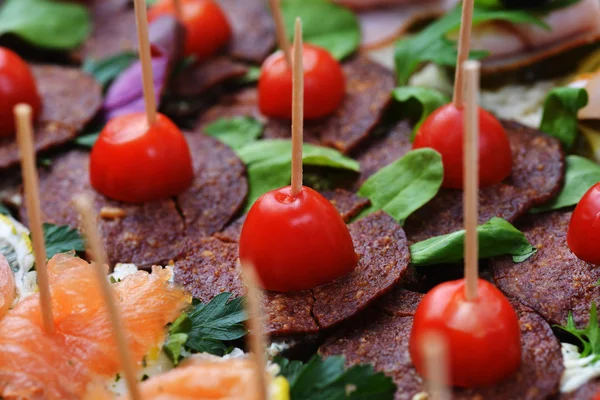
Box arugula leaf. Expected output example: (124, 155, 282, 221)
(531, 155, 600, 213)
(42, 223, 85, 259)
(394, 4, 547, 84)
(276, 355, 396, 400)
(410, 217, 536, 266)
(391, 87, 449, 138)
(0, 0, 90, 50)
(83, 52, 138, 91)
(539, 87, 588, 150)
(357, 149, 443, 224)
(204, 117, 264, 151)
(237, 140, 360, 210)
(0, 204, 10, 216)
(281, 0, 360, 60)
(557, 302, 600, 360)
(165, 293, 247, 362)
(74, 132, 100, 149)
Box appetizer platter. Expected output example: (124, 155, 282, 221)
(1, 0, 600, 399)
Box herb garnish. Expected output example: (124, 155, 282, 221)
(42, 223, 85, 259)
(74, 132, 101, 149)
(83, 52, 138, 92)
(391, 87, 449, 139)
(204, 117, 264, 151)
(276, 355, 396, 400)
(539, 87, 588, 150)
(0, 204, 11, 217)
(557, 302, 600, 360)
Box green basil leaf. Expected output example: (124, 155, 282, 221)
(281, 0, 360, 60)
(532, 155, 600, 213)
(204, 117, 264, 150)
(410, 217, 536, 266)
(237, 140, 360, 210)
(357, 149, 443, 224)
(394, 4, 547, 84)
(539, 87, 588, 150)
(74, 132, 100, 149)
(0, 0, 91, 50)
(83, 52, 138, 91)
(42, 223, 85, 259)
(392, 86, 449, 138)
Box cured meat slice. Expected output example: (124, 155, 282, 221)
(173, 56, 248, 97)
(174, 211, 410, 335)
(0, 66, 102, 170)
(320, 294, 563, 400)
(491, 211, 600, 327)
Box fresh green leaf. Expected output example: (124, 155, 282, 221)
(281, 0, 360, 60)
(532, 155, 600, 213)
(236, 66, 261, 85)
(42, 223, 85, 259)
(478, 0, 582, 11)
(540, 87, 588, 150)
(394, 4, 547, 84)
(276, 355, 396, 400)
(163, 332, 188, 365)
(82, 52, 138, 91)
(410, 217, 536, 266)
(37, 157, 52, 167)
(237, 140, 360, 210)
(204, 117, 264, 150)
(391, 86, 449, 137)
(357, 149, 443, 224)
(556, 302, 600, 361)
(74, 132, 100, 148)
(0, 204, 10, 216)
(0, 0, 91, 50)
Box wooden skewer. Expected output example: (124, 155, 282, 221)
(133, 0, 157, 127)
(269, 0, 292, 67)
(452, 0, 474, 108)
(173, 0, 183, 21)
(422, 331, 450, 400)
(290, 18, 304, 197)
(73, 195, 142, 400)
(14, 104, 54, 334)
(463, 60, 480, 301)
(242, 264, 269, 400)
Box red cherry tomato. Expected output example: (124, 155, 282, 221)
(413, 104, 512, 189)
(567, 182, 600, 264)
(0, 47, 42, 138)
(409, 279, 521, 387)
(90, 112, 193, 203)
(239, 186, 357, 292)
(258, 44, 345, 120)
(148, 0, 231, 61)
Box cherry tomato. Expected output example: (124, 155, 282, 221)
(148, 0, 231, 61)
(258, 44, 345, 120)
(409, 279, 521, 387)
(0, 47, 41, 138)
(413, 104, 512, 189)
(90, 112, 193, 203)
(567, 182, 600, 264)
(239, 186, 357, 292)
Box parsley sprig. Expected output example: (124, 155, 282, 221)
(42, 223, 85, 259)
(557, 302, 600, 360)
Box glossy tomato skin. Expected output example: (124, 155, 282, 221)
(567, 182, 600, 264)
(0, 47, 41, 138)
(148, 0, 231, 61)
(409, 279, 521, 387)
(412, 104, 512, 189)
(239, 186, 357, 292)
(258, 44, 345, 120)
(90, 112, 193, 203)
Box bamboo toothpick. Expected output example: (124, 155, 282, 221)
(133, 0, 157, 126)
(463, 60, 480, 301)
(14, 104, 54, 334)
(74, 196, 142, 400)
(422, 331, 450, 400)
(452, 0, 474, 108)
(242, 264, 269, 400)
(269, 0, 292, 67)
(290, 18, 304, 197)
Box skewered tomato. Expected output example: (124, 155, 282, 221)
(90, 113, 193, 203)
(412, 104, 512, 189)
(0, 48, 41, 138)
(567, 182, 600, 264)
(409, 279, 521, 387)
(258, 44, 345, 120)
(148, 0, 231, 61)
(239, 186, 357, 292)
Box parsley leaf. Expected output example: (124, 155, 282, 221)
(165, 293, 247, 363)
(42, 223, 85, 259)
(82, 52, 138, 92)
(276, 355, 396, 400)
(539, 87, 588, 150)
(204, 117, 264, 151)
(557, 302, 600, 360)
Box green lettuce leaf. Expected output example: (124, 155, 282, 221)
(391, 86, 449, 138)
(539, 87, 588, 150)
(204, 117, 264, 151)
(83, 52, 138, 91)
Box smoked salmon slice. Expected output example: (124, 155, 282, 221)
(0, 253, 190, 400)
(0, 254, 15, 318)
